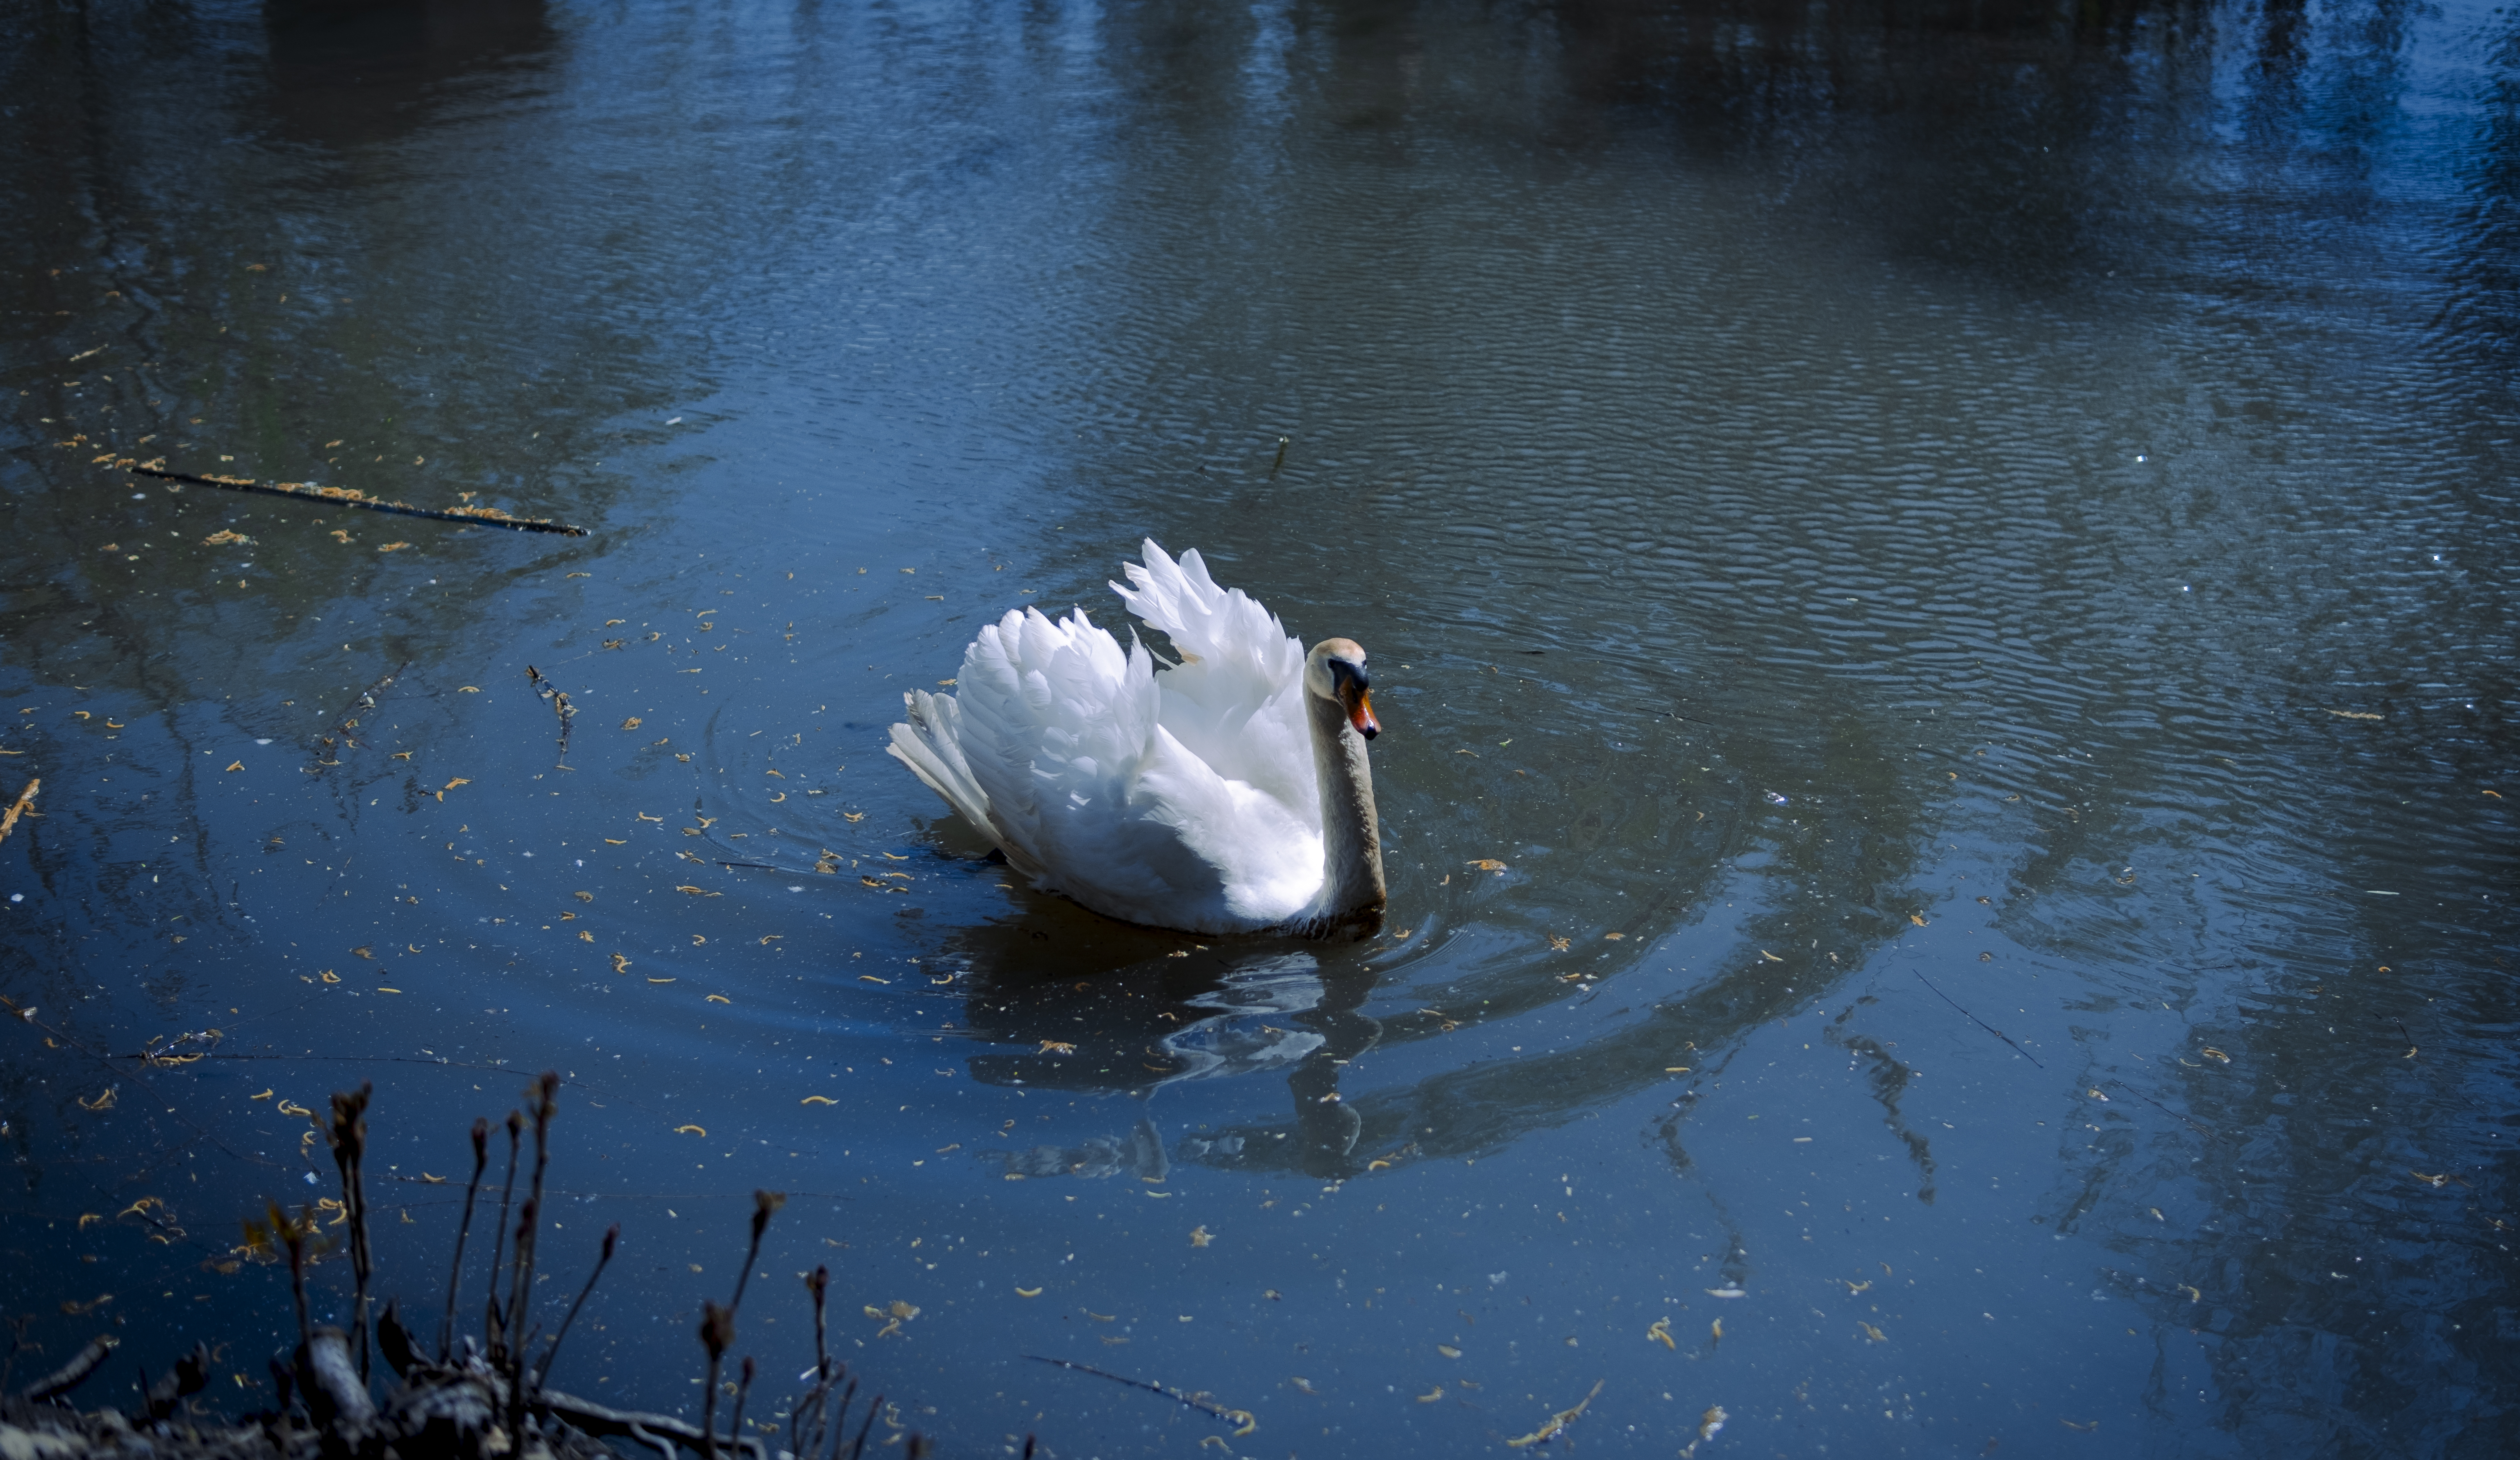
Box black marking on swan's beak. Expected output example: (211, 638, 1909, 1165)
(1332, 660, 1378, 740)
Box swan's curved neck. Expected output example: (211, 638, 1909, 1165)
(1306, 691, 1386, 936)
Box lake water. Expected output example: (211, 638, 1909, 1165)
(3, 0, 2515, 1454)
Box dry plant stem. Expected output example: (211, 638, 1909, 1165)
(844, 1393, 882, 1460)
(441, 1117, 492, 1362)
(273, 1201, 314, 1355)
(0, 777, 38, 848)
(826, 1382, 867, 1460)
(727, 1190, 785, 1319)
(485, 1111, 523, 1361)
(697, 1302, 734, 1460)
(807, 1267, 830, 1379)
(509, 1074, 560, 1364)
(536, 1222, 619, 1390)
(16, 1334, 115, 1401)
(326, 1083, 376, 1381)
(727, 1356, 755, 1449)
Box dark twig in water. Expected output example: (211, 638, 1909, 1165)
(2105, 1080, 2216, 1139)
(527, 668, 578, 766)
(1024, 1354, 1257, 1435)
(1913, 969, 2043, 1068)
(1267, 436, 1289, 479)
(129, 464, 589, 535)
(328, 663, 410, 751)
(441, 1117, 491, 1362)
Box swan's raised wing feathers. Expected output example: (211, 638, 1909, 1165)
(1111, 541, 1316, 820)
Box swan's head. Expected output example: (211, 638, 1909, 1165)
(1305, 638, 1378, 741)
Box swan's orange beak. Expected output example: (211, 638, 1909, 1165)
(1343, 685, 1379, 740)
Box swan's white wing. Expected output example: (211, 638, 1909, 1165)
(1110, 540, 1317, 824)
(897, 604, 1317, 932)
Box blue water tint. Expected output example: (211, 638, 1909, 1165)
(3, 0, 2516, 1455)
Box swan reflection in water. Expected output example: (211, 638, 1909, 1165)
(957, 949, 1384, 1183)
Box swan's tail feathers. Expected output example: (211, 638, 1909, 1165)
(887, 690, 1045, 878)
(1110, 539, 1304, 685)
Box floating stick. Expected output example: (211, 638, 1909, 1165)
(129, 464, 589, 536)
(0, 778, 35, 848)
(1024, 1355, 1256, 1435)
(1914, 969, 2044, 1068)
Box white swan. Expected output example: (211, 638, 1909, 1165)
(886, 541, 1386, 938)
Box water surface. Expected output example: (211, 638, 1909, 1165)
(2, 0, 2514, 1455)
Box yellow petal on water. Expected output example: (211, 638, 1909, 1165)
(1438, 1344, 1462, 1358)
(1604, 931, 1624, 940)
(1016, 1287, 1042, 1297)
(604, 837, 626, 844)
(277, 1100, 312, 1117)
(250, 1089, 273, 1101)
(225, 760, 244, 772)
(610, 954, 631, 973)
(419, 1173, 447, 1184)
(1909, 913, 1928, 926)
(1710, 1319, 1723, 1341)
(351, 946, 375, 959)
(1842, 1280, 1870, 1295)
(888, 1301, 919, 1319)
(2177, 1285, 2202, 1302)
(621, 717, 643, 730)
(1645, 1319, 1674, 1350)
(647, 978, 674, 984)
(760, 935, 782, 945)
(2200, 1046, 2231, 1063)
(1759, 950, 1784, 962)
(1038, 1040, 1076, 1054)
(2150, 1208, 2165, 1221)
(1859, 1322, 1887, 1343)
(77, 1213, 102, 1228)
(705, 994, 730, 1005)
(859, 975, 888, 984)
(674, 1125, 706, 1136)
(458, 686, 479, 692)
(319, 970, 339, 984)
(1666, 1066, 1691, 1073)
(801, 1096, 836, 1106)
(2061, 1419, 2098, 1432)
(1469, 858, 1507, 872)
(1416, 1386, 1444, 1403)
(77, 1088, 116, 1111)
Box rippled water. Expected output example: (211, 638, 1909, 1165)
(4, 0, 2514, 1454)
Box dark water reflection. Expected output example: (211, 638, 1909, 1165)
(4, 0, 2515, 1454)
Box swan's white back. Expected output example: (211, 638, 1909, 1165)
(888, 541, 1327, 934)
